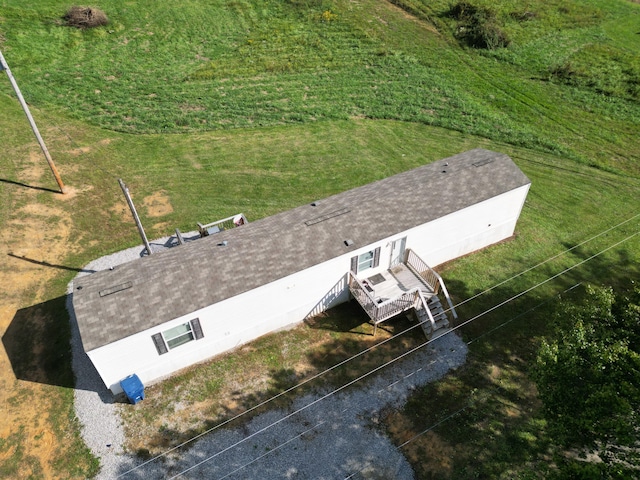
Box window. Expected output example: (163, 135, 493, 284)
(358, 251, 375, 272)
(164, 323, 194, 349)
(350, 247, 381, 274)
(152, 318, 204, 355)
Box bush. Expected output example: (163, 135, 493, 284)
(447, 1, 510, 50)
(63, 6, 109, 29)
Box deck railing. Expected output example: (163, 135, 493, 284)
(406, 249, 439, 293)
(406, 249, 458, 320)
(349, 250, 458, 333)
(197, 213, 248, 238)
(349, 272, 419, 324)
(372, 290, 418, 323)
(348, 271, 378, 320)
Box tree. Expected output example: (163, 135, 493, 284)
(533, 284, 640, 472)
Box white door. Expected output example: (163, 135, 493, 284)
(390, 237, 406, 267)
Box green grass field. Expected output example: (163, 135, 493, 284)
(0, 0, 638, 477)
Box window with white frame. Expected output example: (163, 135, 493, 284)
(152, 318, 204, 355)
(164, 323, 194, 349)
(350, 247, 381, 274)
(358, 251, 375, 272)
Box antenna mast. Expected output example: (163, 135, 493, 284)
(118, 179, 153, 256)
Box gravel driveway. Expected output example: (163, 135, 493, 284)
(68, 237, 467, 479)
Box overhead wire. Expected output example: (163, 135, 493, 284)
(451, 213, 640, 311)
(342, 282, 585, 479)
(207, 280, 582, 480)
(162, 230, 639, 479)
(117, 218, 639, 478)
(212, 418, 329, 480)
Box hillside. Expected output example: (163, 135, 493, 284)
(0, 0, 638, 477)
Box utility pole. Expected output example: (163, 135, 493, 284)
(0, 49, 66, 194)
(118, 179, 153, 256)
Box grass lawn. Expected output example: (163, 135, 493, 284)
(0, 0, 638, 477)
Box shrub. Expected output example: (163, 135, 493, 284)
(63, 6, 109, 29)
(446, 1, 510, 50)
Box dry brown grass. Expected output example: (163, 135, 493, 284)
(63, 6, 109, 29)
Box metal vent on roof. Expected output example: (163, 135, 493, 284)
(99, 281, 133, 297)
(472, 158, 494, 167)
(305, 207, 351, 226)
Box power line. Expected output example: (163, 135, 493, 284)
(163, 231, 639, 479)
(117, 221, 639, 478)
(209, 418, 329, 480)
(340, 283, 597, 480)
(213, 354, 450, 480)
(451, 213, 640, 311)
(466, 282, 582, 346)
(218, 281, 582, 480)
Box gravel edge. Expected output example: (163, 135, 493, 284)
(68, 236, 468, 479)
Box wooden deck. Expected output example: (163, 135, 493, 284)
(362, 263, 434, 304)
(348, 249, 457, 331)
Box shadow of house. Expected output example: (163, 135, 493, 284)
(3, 295, 75, 388)
(2, 292, 122, 402)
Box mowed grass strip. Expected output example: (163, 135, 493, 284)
(1, 0, 639, 174)
(0, 0, 638, 477)
(2, 87, 639, 478)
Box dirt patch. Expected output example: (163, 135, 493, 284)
(67, 146, 91, 156)
(151, 221, 171, 232)
(16, 150, 46, 184)
(0, 194, 75, 478)
(385, 411, 454, 477)
(54, 184, 93, 201)
(109, 201, 130, 220)
(142, 191, 173, 217)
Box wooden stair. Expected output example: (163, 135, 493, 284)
(414, 294, 450, 340)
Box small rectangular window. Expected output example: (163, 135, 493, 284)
(353, 247, 381, 274)
(164, 323, 194, 349)
(358, 251, 375, 272)
(152, 318, 203, 355)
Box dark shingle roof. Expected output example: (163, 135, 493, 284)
(73, 149, 530, 350)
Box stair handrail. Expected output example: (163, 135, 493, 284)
(433, 273, 458, 320)
(406, 249, 458, 320)
(416, 290, 437, 330)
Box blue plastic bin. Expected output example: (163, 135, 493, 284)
(120, 374, 145, 404)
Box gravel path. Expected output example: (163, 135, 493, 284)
(68, 234, 188, 477)
(68, 235, 467, 480)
